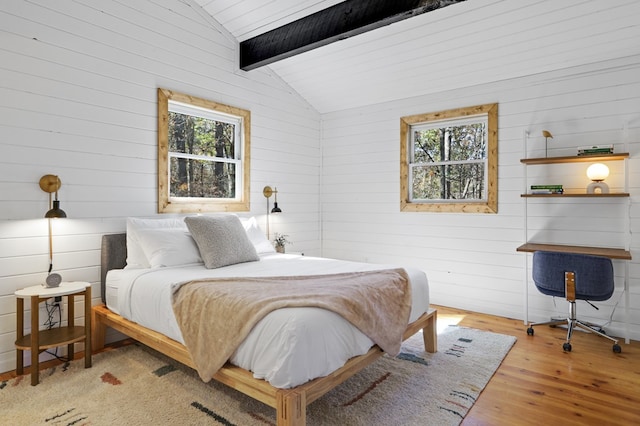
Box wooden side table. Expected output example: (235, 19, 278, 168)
(15, 281, 92, 385)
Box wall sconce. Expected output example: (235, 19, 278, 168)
(586, 163, 610, 194)
(542, 130, 553, 157)
(263, 186, 282, 240)
(39, 174, 67, 287)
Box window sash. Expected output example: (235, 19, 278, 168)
(408, 118, 489, 202)
(158, 88, 251, 213)
(409, 161, 488, 202)
(399, 103, 498, 213)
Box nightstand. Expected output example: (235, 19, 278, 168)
(15, 281, 92, 385)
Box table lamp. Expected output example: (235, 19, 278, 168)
(586, 163, 609, 194)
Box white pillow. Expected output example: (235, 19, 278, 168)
(185, 215, 259, 269)
(240, 216, 276, 254)
(125, 217, 187, 269)
(136, 228, 203, 268)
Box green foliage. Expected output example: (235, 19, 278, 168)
(273, 233, 290, 247)
(413, 123, 486, 163)
(168, 111, 237, 198)
(412, 122, 487, 200)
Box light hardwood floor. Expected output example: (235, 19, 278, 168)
(3, 305, 639, 424)
(435, 305, 640, 425)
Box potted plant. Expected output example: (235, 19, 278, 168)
(273, 233, 290, 253)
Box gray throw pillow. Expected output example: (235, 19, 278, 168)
(184, 215, 259, 269)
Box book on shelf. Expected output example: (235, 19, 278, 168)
(531, 185, 563, 189)
(530, 184, 563, 194)
(577, 144, 613, 156)
(530, 189, 564, 194)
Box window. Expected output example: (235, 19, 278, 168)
(158, 88, 250, 213)
(400, 103, 498, 213)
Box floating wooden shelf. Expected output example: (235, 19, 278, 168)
(516, 243, 631, 260)
(520, 153, 629, 165)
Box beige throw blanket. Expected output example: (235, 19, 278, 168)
(171, 268, 411, 383)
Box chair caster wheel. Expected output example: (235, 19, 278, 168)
(613, 344, 622, 353)
(563, 342, 572, 352)
(526, 327, 534, 336)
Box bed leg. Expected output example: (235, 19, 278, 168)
(423, 310, 437, 353)
(276, 389, 306, 426)
(92, 306, 106, 351)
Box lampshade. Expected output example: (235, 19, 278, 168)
(586, 163, 609, 182)
(45, 200, 67, 218)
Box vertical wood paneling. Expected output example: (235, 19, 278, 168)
(0, 0, 320, 373)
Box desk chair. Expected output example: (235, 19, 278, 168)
(526, 251, 621, 353)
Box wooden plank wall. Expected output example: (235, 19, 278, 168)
(320, 56, 640, 340)
(0, 0, 321, 374)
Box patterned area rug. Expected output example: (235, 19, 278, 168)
(1, 326, 515, 425)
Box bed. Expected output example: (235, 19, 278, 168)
(91, 215, 437, 426)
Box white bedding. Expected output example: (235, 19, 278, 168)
(106, 253, 429, 388)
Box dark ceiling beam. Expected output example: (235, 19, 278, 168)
(239, 0, 467, 71)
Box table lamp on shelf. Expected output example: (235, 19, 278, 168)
(586, 163, 609, 194)
(39, 174, 67, 287)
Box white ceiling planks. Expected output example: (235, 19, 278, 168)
(197, 0, 345, 41)
(192, 0, 640, 113)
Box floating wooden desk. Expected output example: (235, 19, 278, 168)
(516, 243, 632, 260)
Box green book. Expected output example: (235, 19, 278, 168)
(578, 149, 613, 156)
(531, 184, 563, 189)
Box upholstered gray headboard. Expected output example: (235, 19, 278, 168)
(100, 233, 127, 303)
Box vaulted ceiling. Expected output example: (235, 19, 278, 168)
(194, 0, 640, 113)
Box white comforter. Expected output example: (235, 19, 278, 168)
(106, 253, 429, 388)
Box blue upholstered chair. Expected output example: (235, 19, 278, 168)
(526, 251, 621, 353)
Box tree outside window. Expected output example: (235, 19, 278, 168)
(158, 89, 250, 213)
(400, 103, 498, 213)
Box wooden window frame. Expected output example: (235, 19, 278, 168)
(157, 88, 251, 213)
(400, 103, 498, 213)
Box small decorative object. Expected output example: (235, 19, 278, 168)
(273, 233, 290, 253)
(45, 273, 62, 288)
(542, 130, 553, 157)
(586, 163, 610, 194)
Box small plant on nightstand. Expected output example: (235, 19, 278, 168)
(273, 233, 291, 253)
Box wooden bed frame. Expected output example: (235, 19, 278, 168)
(92, 233, 437, 426)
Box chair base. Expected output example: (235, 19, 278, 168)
(527, 304, 622, 353)
(548, 316, 605, 334)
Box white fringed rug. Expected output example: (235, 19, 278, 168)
(1, 326, 515, 425)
